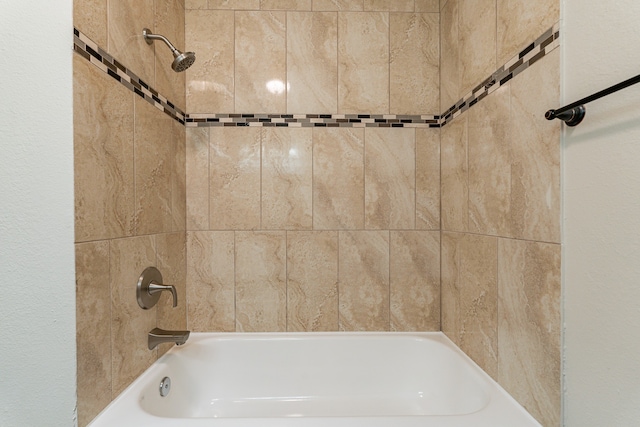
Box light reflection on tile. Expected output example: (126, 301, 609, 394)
(209, 127, 261, 229)
(262, 128, 313, 229)
(235, 11, 287, 112)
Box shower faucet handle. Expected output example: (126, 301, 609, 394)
(148, 282, 178, 308)
(136, 267, 178, 309)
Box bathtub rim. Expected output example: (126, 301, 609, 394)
(88, 331, 542, 427)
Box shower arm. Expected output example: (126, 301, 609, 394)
(142, 28, 179, 55)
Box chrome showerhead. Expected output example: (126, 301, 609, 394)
(143, 28, 196, 72)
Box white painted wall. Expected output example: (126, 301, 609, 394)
(0, 2, 77, 426)
(563, 0, 640, 425)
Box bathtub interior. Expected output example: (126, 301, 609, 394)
(138, 334, 491, 419)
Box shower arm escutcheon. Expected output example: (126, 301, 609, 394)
(137, 266, 178, 309)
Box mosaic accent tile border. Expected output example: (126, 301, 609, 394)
(73, 28, 186, 125)
(73, 24, 559, 129)
(441, 23, 560, 126)
(185, 113, 440, 128)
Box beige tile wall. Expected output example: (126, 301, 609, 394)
(441, 0, 559, 111)
(186, 126, 442, 332)
(185, 1, 440, 113)
(439, 1, 561, 425)
(184, 0, 441, 335)
(73, 1, 562, 426)
(73, 1, 187, 425)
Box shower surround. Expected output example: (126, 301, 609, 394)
(73, 0, 561, 426)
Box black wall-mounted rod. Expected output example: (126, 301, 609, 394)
(546, 72, 640, 126)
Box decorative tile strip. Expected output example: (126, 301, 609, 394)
(73, 28, 186, 125)
(440, 23, 560, 126)
(72, 23, 559, 130)
(185, 113, 441, 128)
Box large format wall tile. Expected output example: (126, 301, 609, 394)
(287, 231, 339, 331)
(468, 85, 511, 237)
(171, 120, 187, 232)
(209, 127, 261, 229)
(186, 10, 235, 113)
(390, 231, 440, 331)
(416, 128, 440, 230)
(416, 0, 439, 12)
(339, 231, 390, 331)
(186, 128, 210, 230)
(287, 12, 338, 113)
(154, 0, 186, 108)
(74, 55, 135, 242)
(441, 232, 498, 378)
(134, 98, 175, 235)
(109, 236, 157, 396)
(498, 238, 561, 427)
(75, 241, 111, 427)
(440, 0, 459, 110)
(364, 0, 413, 11)
(207, 0, 259, 9)
(262, 128, 313, 229)
(365, 128, 415, 230)
(261, 0, 311, 9)
(338, 12, 389, 113)
(156, 232, 187, 356)
(313, 0, 364, 10)
(236, 231, 287, 331)
(74, 0, 107, 47)
(108, 0, 155, 85)
(390, 13, 439, 114)
(441, 116, 469, 232)
(497, 0, 559, 64)
(458, 0, 496, 97)
(313, 128, 365, 229)
(509, 50, 560, 243)
(186, 231, 236, 331)
(186, 0, 207, 9)
(235, 11, 287, 112)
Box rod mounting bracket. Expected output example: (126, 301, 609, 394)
(545, 105, 586, 127)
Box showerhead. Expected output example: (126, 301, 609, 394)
(172, 50, 196, 73)
(143, 28, 196, 72)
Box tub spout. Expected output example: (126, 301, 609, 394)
(148, 327, 190, 350)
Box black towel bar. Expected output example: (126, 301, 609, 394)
(545, 72, 640, 126)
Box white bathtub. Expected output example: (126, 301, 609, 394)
(89, 332, 541, 427)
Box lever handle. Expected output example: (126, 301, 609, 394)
(148, 282, 178, 307)
(137, 267, 180, 309)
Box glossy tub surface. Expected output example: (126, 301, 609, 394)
(89, 332, 541, 426)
